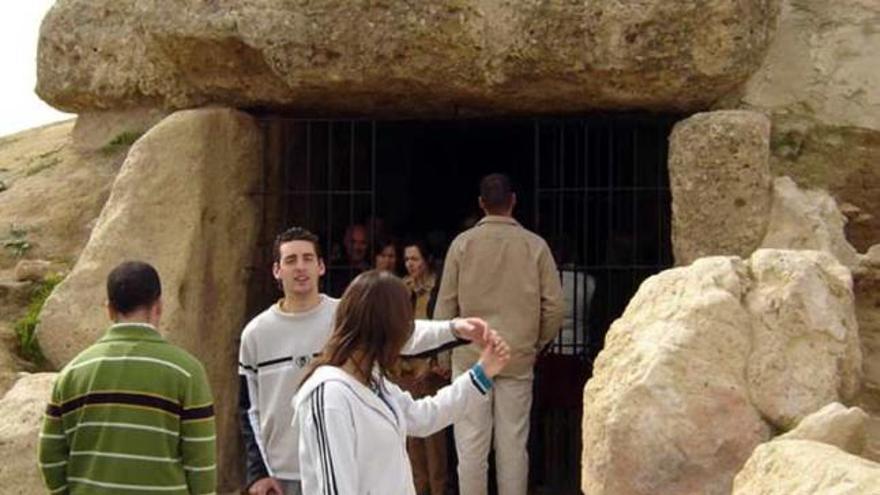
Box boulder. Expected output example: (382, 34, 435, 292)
(745, 249, 861, 429)
(760, 177, 860, 268)
(37, 0, 779, 115)
(13, 259, 52, 282)
(779, 402, 868, 456)
(668, 110, 773, 266)
(35, 107, 263, 491)
(732, 439, 880, 495)
(0, 373, 58, 494)
(582, 249, 861, 495)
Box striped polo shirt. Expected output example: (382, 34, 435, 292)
(38, 323, 216, 494)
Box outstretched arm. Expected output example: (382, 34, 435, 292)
(394, 332, 511, 437)
(400, 317, 492, 357)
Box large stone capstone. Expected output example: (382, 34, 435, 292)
(35, 107, 263, 491)
(37, 0, 780, 115)
(582, 249, 861, 495)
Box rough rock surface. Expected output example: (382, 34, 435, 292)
(765, 117, 880, 253)
(760, 177, 860, 268)
(71, 107, 166, 152)
(779, 402, 868, 456)
(745, 250, 860, 429)
(0, 373, 57, 494)
(732, 440, 880, 495)
(37, 0, 779, 115)
(13, 259, 52, 282)
(718, 0, 880, 252)
(0, 120, 122, 273)
(734, 0, 880, 132)
(669, 110, 773, 266)
(35, 108, 263, 491)
(582, 249, 860, 495)
(854, 255, 880, 462)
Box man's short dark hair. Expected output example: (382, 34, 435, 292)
(480, 173, 514, 214)
(274, 226, 322, 263)
(107, 261, 162, 315)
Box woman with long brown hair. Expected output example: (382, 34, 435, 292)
(294, 270, 510, 495)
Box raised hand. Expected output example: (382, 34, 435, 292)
(450, 317, 491, 347)
(478, 330, 511, 378)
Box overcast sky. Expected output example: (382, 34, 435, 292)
(0, 1, 73, 137)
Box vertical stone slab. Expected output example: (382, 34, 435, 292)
(36, 107, 263, 491)
(668, 110, 773, 265)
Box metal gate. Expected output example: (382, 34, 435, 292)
(248, 115, 677, 493)
(248, 119, 378, 311)
(529, 116, 676, 492)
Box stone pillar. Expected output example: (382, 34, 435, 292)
(36, 107, 263, 491)
(668, 110, 773, 265)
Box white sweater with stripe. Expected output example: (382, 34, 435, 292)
(238, 296, 462, 483)
(294, 365, 489, 495)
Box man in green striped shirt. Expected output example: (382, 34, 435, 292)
(38, 261, 216, 494)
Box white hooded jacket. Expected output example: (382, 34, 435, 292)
(294, 364, 490, 494)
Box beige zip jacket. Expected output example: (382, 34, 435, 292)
(435, 215, 565, 377)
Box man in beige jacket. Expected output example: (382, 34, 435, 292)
(435, 173, 565, 495)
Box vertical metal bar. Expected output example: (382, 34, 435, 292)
(350, 121, 356, 264)
(558, 123, 566, 354)
(327, 122, 335, 284)
(583, 122, 590, 354)
(606, 123, 614, 357)
(632, 128, 638, 263)
(305, 122, 312, 227)
(371, 121, 377, 260)
(573, 123, 581, 355)
(658, 124, 665, 266)
(559, 123, 565, 263)
(259, 119, 271, 306)
(533, 119, 540, 232)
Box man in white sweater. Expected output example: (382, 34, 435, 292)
(239, 227, 488, 495)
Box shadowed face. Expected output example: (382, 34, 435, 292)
(404, 245, 426, 280)
(346, 226, 368, 265)
(375, 245, 397, 272)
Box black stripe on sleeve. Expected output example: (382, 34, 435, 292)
(45, 403, 62, 418)
(181, 404, 215, 421)
(257, 356, 294, 368)
(312, 386, 330, 495)
(319, 386, 339, 495)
